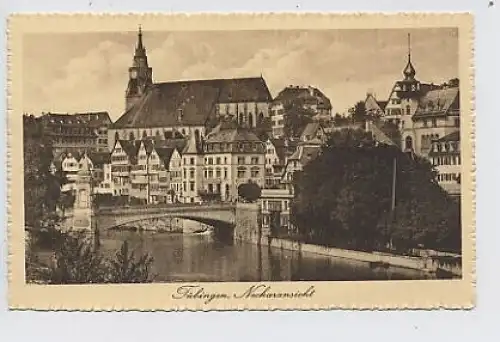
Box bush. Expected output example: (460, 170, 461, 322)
(32, 231, 155, 284)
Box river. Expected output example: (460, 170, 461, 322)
(99, 229, 436, 282)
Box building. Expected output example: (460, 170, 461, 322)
(264, 138, 287, 189)
(428, 131, 461, 197)
(269, 85, 332, 138)
(180, 132, 205, 204)
(37, 111, 112, 157)
(377, 34, 461, 195)
(202, 124, 266, 202)
(109, 140, 137, 197)
(282, 144, 321, 192)
(260, 188, 294, 235)
(108, 27, 273, 151)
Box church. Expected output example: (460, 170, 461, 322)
(108, 27, 273, 151)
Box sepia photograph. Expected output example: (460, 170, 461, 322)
(8, 13, 474, 310)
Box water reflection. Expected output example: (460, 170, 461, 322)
(100, 230, 434, 282)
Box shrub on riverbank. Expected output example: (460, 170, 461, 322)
(26, 230, 155, 284)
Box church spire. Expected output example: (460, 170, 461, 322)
(403, 33, 416, 80)
(126, 25, 153, 111)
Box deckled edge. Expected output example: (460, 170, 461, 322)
(6, 12, 476, 312)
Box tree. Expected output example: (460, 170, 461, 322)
(349, 101, 367, 124)
(238, 181, 262, 203)
(283, 100, 314, 138)
(291, 127, 461, 253)
(23, 115, 62, 229)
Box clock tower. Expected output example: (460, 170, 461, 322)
(125, 25, 153, 111)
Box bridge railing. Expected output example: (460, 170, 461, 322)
(97, 202, 236, 213)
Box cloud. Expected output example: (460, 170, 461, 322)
(23, 29, 458, 120)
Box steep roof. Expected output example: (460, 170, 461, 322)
(288, 145, 321, 165)
(365, 93, 386, 115)
(273, 85, 332, 110)
(436, 131, 460, 142)
(155, 147, 176, 168)
(117, 140, 141, 160)
(205, 127, 262, 144)
(269, 138, 286, 162)
(413, 87, 460, 119)
(112, 77, 272, 129)
(88, 151, 111, 167)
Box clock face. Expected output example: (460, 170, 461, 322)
(130, 69, 138, 79)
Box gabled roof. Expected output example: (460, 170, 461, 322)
(205, 126, 262, 144)
(273, 85, 332, 110)
(155, 147, 176, 168)
(288, 145, 321, 165)
(267, 138, 287, 163)
(365, 93, 386, 114)
(88, 151, 111, 167)
(112, 77, 272, 129)
(413, 87, 460, 119)
(299, 122, 324, 142)
(115, 140, 141, 159)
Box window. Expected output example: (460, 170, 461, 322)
(406, 105, 411, 116)
(189, 168, 195, 179)
(183, 169, 187, 178)
(251, 157, 259, 165)
(183, 182, 186, 191)
(423, 119, 428, 128)
(216, 168, 221, 178)
(190, 182, 195, 191)
(190, 157, 195, 165)
(405, 136, 413, 150)
(251, 167, 260, 178)
(454, 118, 460, 127)
(216, 157, 221, 164)
(238, 157, 245, 165)
(224, 168, 228, 179)
(237, 167, 246, 178)
(432, 118, 437, 127)
(208, 157, 213, 165)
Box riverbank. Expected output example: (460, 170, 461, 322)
(244, 235, 462, 278)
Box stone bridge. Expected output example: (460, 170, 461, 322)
(95, 203, 237, 232)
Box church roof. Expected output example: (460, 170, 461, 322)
(413, 87, 460, 119)
(112, 77, 272, 129)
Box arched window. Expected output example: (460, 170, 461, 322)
(248, 113, 254, 127)
(129, 132, 135, 140)
(405, 136, 413, 150)
(258, 112, 264, 125)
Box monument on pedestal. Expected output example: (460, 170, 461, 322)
(72, 154, 93, 232)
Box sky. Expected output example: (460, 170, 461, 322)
(22, 28, 458, 121)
